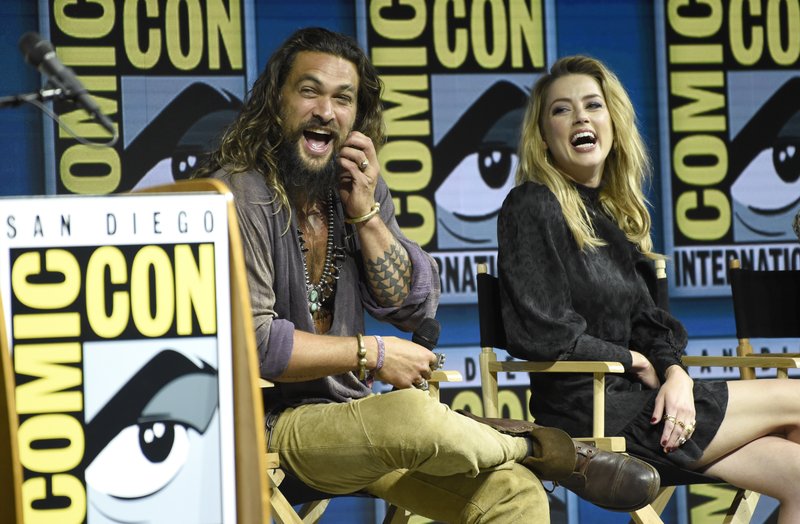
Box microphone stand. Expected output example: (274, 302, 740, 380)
(0, 83, 118, 147)
(0, 86, 64, 108)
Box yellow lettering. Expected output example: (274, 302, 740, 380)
(166, 0, 204, 70)
(18, 414, 84, 473)
(12, 250, 80, 310)
(434, 0, 468, 68)
(22, 474, 86, 524)
(61, 144, 121, 195)
(86, 246, 130, 339)
(670, 72, 726, 132)
(54, 0, 115, 38)
(175, 244, 216, 335)
(371, 0, 426, 39)
(15, 343, 82, 415)
(380, 140, 432, 192)
(131, 246, 174, 337)
(766, 0, 800, 65)
(676, 190, 730, 240)
(207, 0, 242, 70)
(124, 0, 161, 69)
(471, 0, 507, 69)
(668, 0, 722, 38)
(509, 0, 544, 68)
(673, 135, 727, 185)
(382, 75, 430, 137)
(729, 0, 763, 65)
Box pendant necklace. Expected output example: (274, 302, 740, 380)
(297, 192, 345, 315)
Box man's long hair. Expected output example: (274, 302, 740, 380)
(516, 55, 656, 257)
(194, 27, 385, 215)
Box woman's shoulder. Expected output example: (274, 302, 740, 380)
(502, 181, 560, 213)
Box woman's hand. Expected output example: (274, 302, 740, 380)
(651, 365, 696, 453)
(630, 350, 660, 389)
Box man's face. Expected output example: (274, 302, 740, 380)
(280, 51, 359, 173)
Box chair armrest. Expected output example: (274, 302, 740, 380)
(487, 360, 625, 374)
(430, 370, 464, 382)
(682, 356, 800, 369)
(485, 360, 623, 440)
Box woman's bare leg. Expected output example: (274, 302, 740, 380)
(690, 379, 800, 523)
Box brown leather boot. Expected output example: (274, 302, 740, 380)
(456, 410, 660, 512)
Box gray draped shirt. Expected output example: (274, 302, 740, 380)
(212, 169, 440, 408)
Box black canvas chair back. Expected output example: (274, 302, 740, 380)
(729, 263, 800, 339)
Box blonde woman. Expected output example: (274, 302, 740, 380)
(498, 55, 800, 521)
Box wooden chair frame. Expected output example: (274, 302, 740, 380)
(477, 261, 800, 524)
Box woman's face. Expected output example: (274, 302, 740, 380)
(540, 73, 613, 188)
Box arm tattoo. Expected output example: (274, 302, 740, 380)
(365, 240, 412, 306)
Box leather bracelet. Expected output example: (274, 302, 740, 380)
(356, 333, 368, 381)
(345, 202, 381, 224)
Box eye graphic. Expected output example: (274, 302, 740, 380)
(772, 114, 800, 184)
(478, 144, 515, 189)
(86, 421, 190, 499)
(84, 349, 219, 506)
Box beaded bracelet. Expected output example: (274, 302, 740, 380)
(356, 333, 368, 381)
(373, 335, 385, 374)
(345, 201, 381, 224)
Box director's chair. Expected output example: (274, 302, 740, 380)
(477, 260, 800, 523)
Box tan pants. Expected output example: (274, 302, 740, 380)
(269, 388, 572, 523)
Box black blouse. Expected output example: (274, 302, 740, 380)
(497, 181, 688, 437)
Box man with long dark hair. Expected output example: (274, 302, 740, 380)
(195, 27, 659, 521)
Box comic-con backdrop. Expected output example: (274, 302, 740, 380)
(7, 0, 799, 523)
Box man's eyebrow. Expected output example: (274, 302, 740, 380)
(295, 73, 356, 94)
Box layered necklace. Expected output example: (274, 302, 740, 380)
(297, 192, 345, 315)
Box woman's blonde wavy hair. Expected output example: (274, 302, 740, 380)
(517, 55, 657, 257)
(193, 27, 385, 217)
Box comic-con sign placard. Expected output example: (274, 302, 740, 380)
(38, 0, 254, 195)
(0, 193, 237, 523)
(358, 0, 556, 304)
(656, 0, 800, 297)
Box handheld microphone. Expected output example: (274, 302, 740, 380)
(18, 32, 115, 136)
(412, 317, 440, 351)
(413, 317, 445, 372)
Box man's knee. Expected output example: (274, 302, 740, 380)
(462, 465, 549, 523)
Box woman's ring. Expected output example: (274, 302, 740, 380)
(360, 159, 369, 171)
(678, 437, 687, 446)
(665, 414, 677, 424)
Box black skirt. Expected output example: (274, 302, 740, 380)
(617, 380, 729, 468)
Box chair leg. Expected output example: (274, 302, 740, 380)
(629, 503, 665, 524)
(383, 504, 411, 524)
(648, 486, 675, 515)
(627, 486, 673, 524)
(297, 500, 331, 523)
(267, 469, 304, 524)
(723, 490, 760, 524)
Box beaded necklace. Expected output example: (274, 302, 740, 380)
(297, 192, 345, 314)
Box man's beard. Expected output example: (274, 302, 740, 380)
(277, 131, 340, 206)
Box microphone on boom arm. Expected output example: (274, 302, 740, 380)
(18, 31, 115, 136)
